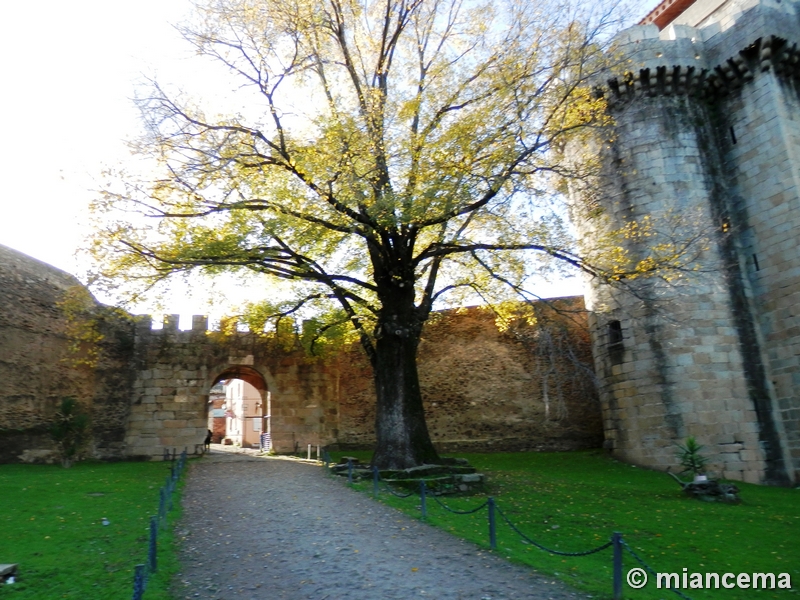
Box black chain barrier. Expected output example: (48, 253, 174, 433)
(131, 447, 189, 600)
(326, 456, 697, 600)
(380, 481, 417, 498)
(430, 493, 489, 515)
(495, 504, 614, 557)
(622, 540, 694, 600)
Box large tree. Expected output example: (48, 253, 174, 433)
(91, 0, 659, 469)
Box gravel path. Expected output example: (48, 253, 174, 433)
(173, 450, 590, 600)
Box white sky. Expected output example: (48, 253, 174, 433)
(0, 0, 659, 323)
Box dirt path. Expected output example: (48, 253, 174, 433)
(173, 451, 589, 600)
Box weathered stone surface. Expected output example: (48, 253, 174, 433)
(0, 244, 137, 463)
(569, 0, 800, 485)
(337, 301, 603, 454)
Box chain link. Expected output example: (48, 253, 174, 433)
(495, 505, 613, 557)
(380, 481, 416, 498)
(430, 493, 489, 514)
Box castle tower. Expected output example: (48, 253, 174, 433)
(576, 0, 800, 483)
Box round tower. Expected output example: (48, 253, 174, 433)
(572, 0, 800, 484)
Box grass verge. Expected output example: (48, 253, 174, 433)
(0, 460, 185, 599)
(331, 450, 800, 600)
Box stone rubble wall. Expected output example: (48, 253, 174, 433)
(0, 244, 136, 462)
(336, 301, 602, 453)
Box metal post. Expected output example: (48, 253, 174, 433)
(148, 516, 158, 573)
(488, 497, 497, 550)
(159, 488, 166, 526)
(373, 465, 380, 499)
(266, 392, 271, 442)
(347, 458, 353, 484)
(612, 532, 623, 600)
(420, 480, 427, 520)
(132, 564, 146, 600)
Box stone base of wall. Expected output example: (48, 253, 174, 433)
(0, 429, 55, 464)
(433, 435, 603, 454)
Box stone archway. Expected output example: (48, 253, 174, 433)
(209, 366, 270, 450)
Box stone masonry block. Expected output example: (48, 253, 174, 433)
(739, 449, 760, 462)
(178, 428, 202, 438)
(741, 470, 762, 485)
(723, 470, 744, 481)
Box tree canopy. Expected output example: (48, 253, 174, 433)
(89, 0, 691, 468)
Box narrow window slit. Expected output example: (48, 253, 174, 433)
(608, 320, 624, 365)
(608, 320, 623, 346)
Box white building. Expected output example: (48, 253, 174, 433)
(222, 379, 267, 449)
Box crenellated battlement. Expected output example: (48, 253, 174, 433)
(136, 314, 211, 333)
(134, 314, 263, 336)
(596, 0, 800, 109)
(600, 35, 800, 108)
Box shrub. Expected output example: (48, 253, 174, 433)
(49, 397, 91, 468)
(675, 436, 709, 477)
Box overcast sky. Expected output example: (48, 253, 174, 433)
(0, 0, 658, 320)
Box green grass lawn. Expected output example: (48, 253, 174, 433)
(333, 450, 800, 600)
(0, 460, 184, 599)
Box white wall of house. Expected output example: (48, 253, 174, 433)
(224, 379, 264, 448)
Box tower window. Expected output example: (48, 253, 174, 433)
(608, 320, 624, 365)
(608, 320, 623, 346)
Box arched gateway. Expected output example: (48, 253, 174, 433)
(123, 315, 339, 459)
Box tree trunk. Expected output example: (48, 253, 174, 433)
(370, 315, 440, 470)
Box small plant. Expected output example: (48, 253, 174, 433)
(49, 397, 91, 468)
(675, 436, 709, 478)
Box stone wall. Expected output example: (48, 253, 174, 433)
(337, 300, 602, 453)
(123, 317, 342, 459)
(571, 0, 800, 484)
(0, 242, 602, 463)
(0, 244, 136, 462)
(125, 302, 602, 459)
(721, 40, 800, 482)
